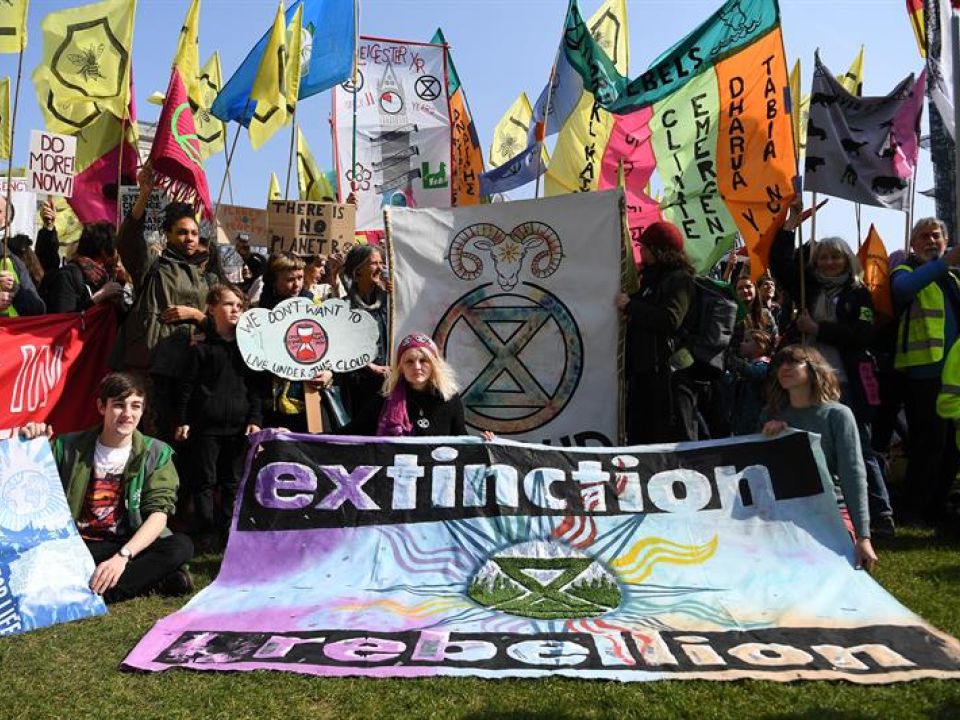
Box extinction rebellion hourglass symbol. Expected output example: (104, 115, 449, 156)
(284, 320, 329, 364)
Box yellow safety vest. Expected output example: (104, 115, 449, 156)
(937, 340, 960, 449)
(0, 256, 18, 318)
(893, 263, 960, 369)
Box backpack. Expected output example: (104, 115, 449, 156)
(682, 277, 738, 377)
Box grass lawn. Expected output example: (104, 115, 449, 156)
(3, 526, 960, 720)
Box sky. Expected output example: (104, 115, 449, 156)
(2, 0, 934, 253)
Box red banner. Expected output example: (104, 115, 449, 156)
(0, 305, 118, 434)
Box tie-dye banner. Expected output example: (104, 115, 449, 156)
(0, 437, 107, 636)
(564, 0, 795, 276)
(124, 431, 960, 681)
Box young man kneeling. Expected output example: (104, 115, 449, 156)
(20, 372, 194, 602)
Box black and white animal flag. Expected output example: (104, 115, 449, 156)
(803, 53, 924, 211)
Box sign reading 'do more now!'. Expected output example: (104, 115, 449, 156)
(28, 130, 77, 198)
(236, 298, 379, 381)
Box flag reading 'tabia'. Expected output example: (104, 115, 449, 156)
(858, 224, 894, 321)
(0, 78, 9, 160)
(297, 127, 336, 201)
(803, 53, 924, 212)
(248, 2, 301, 150)
(37, 0, 136, 121)
(565, 0, 796, 276)
(196, 52, 226, 160)
(212, 0, 356, 124)
(0, 0, 28, 54)
(432, 28, 483, 207)
(150, 68, 213, 219)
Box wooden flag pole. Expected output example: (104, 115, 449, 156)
(284, 109, 297, 201)
(855, 203, 862, 249)
(223, 123, 236, 205)
(348, 0, 359, 195)
(116, 93, 130, 229)
(214, 100, 252, 217)
(2, 43, 25, 259)
(952, 14, 960, 248)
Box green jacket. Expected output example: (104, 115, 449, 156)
(52, 428, 179, 535)
(110, 212, 211, 375)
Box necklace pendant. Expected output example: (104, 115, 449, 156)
(417, 418, 431, 429)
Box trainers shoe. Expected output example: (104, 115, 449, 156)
(157, 566, 194, 597)
(871, 515, 896, 539)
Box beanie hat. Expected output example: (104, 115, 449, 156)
(640, 221, 684, 253)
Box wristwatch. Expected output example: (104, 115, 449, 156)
(119, 547, 133, 560)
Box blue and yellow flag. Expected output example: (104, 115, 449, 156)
(248, 3, 301, 150)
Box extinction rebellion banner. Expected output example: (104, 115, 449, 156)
(125, 431, 960, 682)
(389, 190, 623, 446)
(333, 37, 452, 231)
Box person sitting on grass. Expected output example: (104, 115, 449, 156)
(19, 372, 194, 602)
(761, 345, 878, 573)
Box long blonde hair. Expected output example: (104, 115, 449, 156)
(766, 344, 841, 414)
(382, 346, 460, 401)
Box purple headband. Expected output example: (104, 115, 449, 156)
(397, 333, 438, 361)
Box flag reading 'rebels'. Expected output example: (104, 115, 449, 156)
(803, 53, 924, 212)
(562, 0, 796, 276)
(124, 431, 960, 681)
(433, 28, 484, 207)
(333, 36, 452, 232)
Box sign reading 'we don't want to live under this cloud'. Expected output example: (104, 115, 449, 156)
(125, 431, 960, 682)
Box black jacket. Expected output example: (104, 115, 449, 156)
(625, 265, 695, 375)
(342, 388, 468, 437)
(41, 262, 95, 313)
(175, 330, 264, 435)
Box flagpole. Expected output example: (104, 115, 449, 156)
(116, 96, 129, 229)
(284, 109, 297, 201)
(534, 48, 561, 200)
(214, 100, 252, 216)
(223, 123, 236, 205)
(349, 0, 359, 193)
(2, 43, 25, 258)
(952, 14, 960, 245)
(810, 191, 818, 244)
(855, 202, 862, 249)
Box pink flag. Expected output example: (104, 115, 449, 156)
(891, 69, 926, 179)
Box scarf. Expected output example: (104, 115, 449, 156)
(811, 271, 849, 323)
(70, 256, 109, 291)
(162, 244, 209, 268)
(377, 379, 412, 436)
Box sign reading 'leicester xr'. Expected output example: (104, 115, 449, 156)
(125, 432, 960, 682)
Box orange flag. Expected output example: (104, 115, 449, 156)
(858, 224, 894, 321)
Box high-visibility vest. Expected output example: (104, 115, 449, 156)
(0, 256, 18, 318)
(937, 340, 960, 449)
(893, 263, 960, 369)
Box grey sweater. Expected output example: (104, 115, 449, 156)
(760, 402, 870, 538)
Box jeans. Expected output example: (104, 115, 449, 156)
(86, 533, 193, 603)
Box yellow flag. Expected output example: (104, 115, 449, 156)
(789, 59, 801, 158)
(0, 78, 9, 160)
(38, 0, 136, 120)
(32, 65, 102, 135)
(197, 52, 225, 160)
(297, 127, 336, 201)
(268, 172, 282, 201)
(173, 0, 202, 105)
(545, 0, 629, 196)
(838, 45, 865, 96)
(0, 0, 28, 54)
(248, 3, 301, 150)
(490, 93, 536, 168)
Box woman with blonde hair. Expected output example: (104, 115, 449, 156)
(761, 344, 878, 572)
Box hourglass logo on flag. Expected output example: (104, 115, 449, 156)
(284, 320, 328, 364)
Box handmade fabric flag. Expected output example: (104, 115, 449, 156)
(432, 28, 483, 207)
(173, 0, 201, 106)
(546, 0, 629, 196)
(269, 171, 281, 201)
(838, 46, 866, 96)
(297, 127, 336, 201)
(0, 0, 28, 54)
(566, 0, 795, 275)
(857, 224, 894, 321)
(248, 3, 301, 150)
(789, 59, 802, 155)
(37, 0, 136, 121)
(797, 49, 865, 156)
(908, 0, 927, 56)
(803, 54, 923, 212)
(31, 65, 102, 137)
(150, 68, 213, 219)
(489, 92, 536, 168)
(482, 93, 548, 195)
(196, 52, 226, 160)
(480, 142, 544, 196)
(925, 0, 960, 139)
(0, 78, 9, 160)
(332, 36, 451, 230)
(211, 0, 355, 124)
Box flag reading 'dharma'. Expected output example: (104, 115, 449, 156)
(333, 37, 451, 231)
(858, 224, 894, 321)
(211, 0, 355, 124)
(0, 77, 10, 160)
(0, 0, 28, 54)
(0, 437, 107, 636)
(150, 69, 213, 219)
(432, 28, 483, 207)
(546, 0, 629, 197)
(565, 0, 796, 277)
(390, 191, 623, 445)
(125, 430, 960, 681)
(196, 53, 226, 160)
(297, 127, 336, 201)
(38, 0, 135, 121)
(803, 54, 923, 212)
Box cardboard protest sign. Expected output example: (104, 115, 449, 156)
(236, 298, 379, 381)
(119, 186, 169, 238)
(266, 200, 355, 257)
(0, 178, 37, 237)
(215, 204, 268, 247)
(28, 130, 77, 197)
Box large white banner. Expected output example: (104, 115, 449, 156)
(333, 37, 451, 231)
(390, 190, 624, 445)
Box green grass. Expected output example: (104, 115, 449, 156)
(3, 528, 960, 720)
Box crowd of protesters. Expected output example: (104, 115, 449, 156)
(7, 169, 960, 600)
